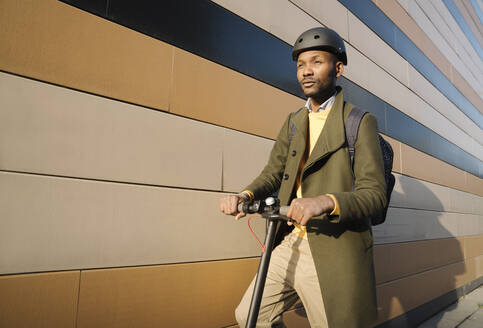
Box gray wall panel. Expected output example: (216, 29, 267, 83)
(0, 72, 223, 191)
(222, 129, 274, 192)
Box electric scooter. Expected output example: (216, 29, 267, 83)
(237, 197, 291, 328)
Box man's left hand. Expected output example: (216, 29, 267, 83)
(287, 195, 335, 226)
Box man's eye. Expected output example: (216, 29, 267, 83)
(314, 60, 322, 64)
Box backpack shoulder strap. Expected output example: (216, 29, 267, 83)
(345, 107, 368, 169)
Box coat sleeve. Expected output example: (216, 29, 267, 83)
(242, 113, 292, 200)
(329, 114, 387, 223)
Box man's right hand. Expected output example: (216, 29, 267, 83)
(220, 194, 247, 220)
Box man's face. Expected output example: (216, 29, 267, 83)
(296, 50, 343, 99)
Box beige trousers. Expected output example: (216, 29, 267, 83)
(235, 233, 328, 327)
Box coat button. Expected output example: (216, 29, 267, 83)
(291, 150, 296, 156)
(283, 174, 289, 180)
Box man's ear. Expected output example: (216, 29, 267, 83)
(335, 61, 344, 77)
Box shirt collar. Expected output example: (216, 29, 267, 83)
(304, 91, 337, 112)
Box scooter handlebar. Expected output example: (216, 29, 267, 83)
(237, 197, 290, 220)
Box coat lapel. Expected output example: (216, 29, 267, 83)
(303, 88, 346, 174)
(291, 106, 308, 155)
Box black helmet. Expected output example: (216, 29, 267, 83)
(292, 27, 347, 65)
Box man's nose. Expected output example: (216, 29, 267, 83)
(302, 65, 313, 76)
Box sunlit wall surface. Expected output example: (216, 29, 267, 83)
(0, 0, 482, 327)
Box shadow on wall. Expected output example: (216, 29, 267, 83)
(373, 176, 466, 328)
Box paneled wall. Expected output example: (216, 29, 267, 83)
(0, 0, 481, 327)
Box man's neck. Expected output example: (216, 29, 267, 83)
(309, 89, 336, 111)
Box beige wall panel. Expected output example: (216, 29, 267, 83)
(223, 129, 274, 192)
(391, 173, 450, 212)
(77, 259, 258, 328)
(450, 188, 480, 214)
(476, 254, 483, 277)
(464, 235, 483, 260)
(0, 72, 222, 190)
(374, 238, 465, 284)
(347, 11, 409, 86)
(0, 271, 80, 328)
(373, 207, 483, 244)
(400, 143, 467, 192)
(372, 0, 483, 115)
(375, 260, 470, 322)
(290, 0, 349, 40)
(171, 48, 304, 140)
(0, 0, 172, 110)
(0, 172, 265, 274)
(212, 0, 321, 47)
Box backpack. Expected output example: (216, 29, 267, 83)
(345, 107, 395, 225)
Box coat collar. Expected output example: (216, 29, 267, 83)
(301, 86, 346, 172)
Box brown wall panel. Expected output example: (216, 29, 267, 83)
(374, 237, 466, 284)
(400, 143, 471, 194)
(0, 0, 173, 110)
(171, 47, 304, 139)
(464, 235, 483, 260)
(77, 258, 259, 328)
(375, 260, 475, 323)
(466, 173, 483, 196)
(372, 0, 483, 115)
(0, 271, 80, 328)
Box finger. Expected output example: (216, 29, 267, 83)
(230, 196, 238, 214)
(235, 212, 246, 220)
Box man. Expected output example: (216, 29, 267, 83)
(220, 27, 387, 327)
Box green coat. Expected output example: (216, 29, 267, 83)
(244, 87, 387, 327)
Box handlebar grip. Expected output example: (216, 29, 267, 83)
(279, 206, 289, 216)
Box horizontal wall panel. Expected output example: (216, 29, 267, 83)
(464, 235, 483, 260)
(391, 173, 450, 212)
(400, 143, 468, 193)
(76, 258, 258, 328)
(0, 72, 223, 191)
(170, 47, 304, 140)
(374, 237, 465, 284)
(288, 0, 349, 40)
(391, 173, 483, 216)
(373, 207, 483, 244)
(375, 258, 478, 323)
(0, 0, 173, 110)
(0, 271, 80, 328)
(347, 10, 409, 86)
(0, 172, 265, 274)
(211, 0, 321, 54)
(222, 129, 274, 192)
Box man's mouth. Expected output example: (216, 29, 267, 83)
(302, 80, 316, 88)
